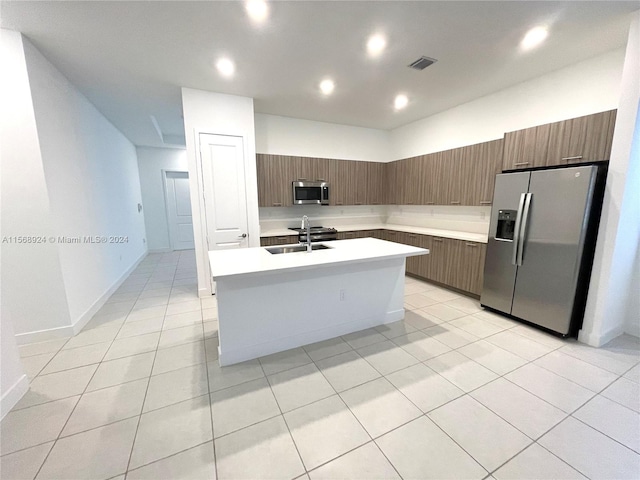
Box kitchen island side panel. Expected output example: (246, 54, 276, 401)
(216, 257, 405, 365)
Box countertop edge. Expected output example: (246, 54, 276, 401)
(259, 224, 488, 243)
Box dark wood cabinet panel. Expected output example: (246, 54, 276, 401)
(547, 110, 616, 165)
(256, 154, 293, 207)
(291, 156, 318, 182)
(328, 159, 348, 206)
(260, 235, 298, 246)
(446, 239, 486, 294)
(348, 161, 369, 205)
(502, 123, 551, 171)
(384, 161, 398, 205)
(367, 162, 385, 205)
(400, 157, 423, 205)
(477, 139, 504, 205)
(423, 152, 443, 205)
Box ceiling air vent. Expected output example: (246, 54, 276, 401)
(408, 56, 437, 70)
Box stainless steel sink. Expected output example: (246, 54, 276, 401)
(266, 244, 332, 255)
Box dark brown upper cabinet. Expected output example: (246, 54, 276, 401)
(256, 154, 293, 207)
(547, 110, 617, 165)
(502, 124, 552, 171)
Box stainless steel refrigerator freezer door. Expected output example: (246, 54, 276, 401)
(481, 171, 531, 313)
(511, 165, 598, 334)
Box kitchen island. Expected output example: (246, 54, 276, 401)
(208, 237, 428, 365)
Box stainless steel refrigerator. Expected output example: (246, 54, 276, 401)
(481, 163, 607, 337)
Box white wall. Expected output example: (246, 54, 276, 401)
(390, 49, 625, 160)
(23, 37, 147, 332)
(255, 113, 392, 162)
(182, 88, 260, 297)
(581, 12, 640, 345)
(1, 30, 72, 338)
(137, 147, 188, 252)
(1, 309, 28, 419)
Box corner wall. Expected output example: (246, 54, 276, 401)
(137, 147, 188, 252)
(23, 37, 147, 333)
(1, 30, 71, 339)
(580, 12, 640, 345)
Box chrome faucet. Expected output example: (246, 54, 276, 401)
(301, 215, 312, 253)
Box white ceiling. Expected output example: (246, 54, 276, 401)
(1, 1, 637, 148)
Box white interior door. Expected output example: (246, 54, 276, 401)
(198, 133, 250, 251)
(165, 171, 195, 250)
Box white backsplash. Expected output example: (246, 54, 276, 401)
(259, 205, 387, 231)
(387, 205, 491, 234)
(259, 204, 490, 235)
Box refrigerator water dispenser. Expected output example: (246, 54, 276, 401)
(496, 210, 517, 241)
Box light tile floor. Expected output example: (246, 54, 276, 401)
(2, 249, 640, 479)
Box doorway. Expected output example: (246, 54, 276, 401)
(163, 171, 195, 250)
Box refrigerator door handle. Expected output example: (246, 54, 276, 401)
(517, 193, 533, 266)
(512, 193, 527, 265)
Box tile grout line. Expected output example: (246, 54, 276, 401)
(30, 254, 164, 479)
(123, 250, 193, 476)
(257, 354, 309, 476)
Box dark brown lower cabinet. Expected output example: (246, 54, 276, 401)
(260, 235, 298, 246)
(446, 239, 487, 295)
(383, 230, 487, 296)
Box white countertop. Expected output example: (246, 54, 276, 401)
(209, 237, 428, 279)
(260, 223, 487, 243)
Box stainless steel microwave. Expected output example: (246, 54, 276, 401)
(292, 181, 330, 205)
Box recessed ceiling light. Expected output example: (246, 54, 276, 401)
(319, 79, 335, 95)
(245, 0, 269, 24)
(367, 34, 386, 57)
(394, 94, 408, 110)
(216, 58, 235, 77)
(521, 26, 548, 50)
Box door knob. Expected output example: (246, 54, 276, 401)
(239, 233, 247, 238)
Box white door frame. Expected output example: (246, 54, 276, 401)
(162, 169, 192, 251)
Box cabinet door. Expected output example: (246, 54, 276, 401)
(367, 162, 385, 205)
(347, 161, 368, 205)
(401, 157, 423, 205)
(547, 110, 617, 165)
(315, 158, 331, 182)
(385, 230, 401, 243)
(260, 235, 298, 246)
(256, 154, 292, 207)
(447, 240, 484, 294)
(460, 145, 479, 206)
(422, 153, 440, 205)
(477, 139, 504, 205)
(443, 148, 465, 205)
(502, 124, 551, 171)
(405, 233, 422, 275)
(385, 162, 398, 205)
(428, 236, 449, 284)
(291, 156, 317, 182)
(329, 160, 349, 206)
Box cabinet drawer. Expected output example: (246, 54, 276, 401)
(260, 235, 298, 246)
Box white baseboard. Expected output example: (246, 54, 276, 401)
(148, 248, 172, 253)
(1, 374, 29, 420)
(218, 309, 404, 366)
(578, 323, 625, 347)
(15, 250, 148, 345)
(14, 325, 75, 345)
(71, 249, 148, 335)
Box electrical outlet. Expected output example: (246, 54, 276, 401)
(340, 289, 346, 301)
